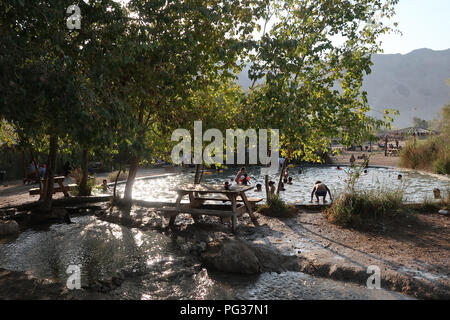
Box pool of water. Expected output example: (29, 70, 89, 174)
(112, 166, 449, 204)
(0, 216, 412, 300)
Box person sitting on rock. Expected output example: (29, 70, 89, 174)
(310, 181, 333, 203)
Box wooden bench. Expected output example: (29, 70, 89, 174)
(29, 183, 77, 196)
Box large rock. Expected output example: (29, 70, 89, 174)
(0, 220, 19, 237)
(201, 240, 260, 274)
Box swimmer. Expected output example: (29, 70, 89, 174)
(310, 181, 333, 203)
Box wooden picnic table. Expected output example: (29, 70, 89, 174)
(157, 183, 259, 233)
(29, 176, 73, 197)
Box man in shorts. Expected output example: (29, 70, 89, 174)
(310, 181, 333, 203)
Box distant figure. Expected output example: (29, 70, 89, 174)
(279, 157, 285, 169)
(102, 179, 109, 192)
(397, 174, 403, 180)
(288, 177, 293, 185)
(268, 181, 276, 194)
(283, 167, 289, 178)
(280, 182, 286, 191)
(310, 181, 333, 203)
(283, 177, 288, 184)
(349, 155, 355, 166)
(63, 161, 72, 176)
(433, 188, 441, 199)
(363, 169, 368, 175)
(395, 140, 399, 149)
(336, 166, 342, 170)
(234, 167, 246, 184)
(241, 173, 250, 185)
(224, 181, 230, 190)
(40, 164, 46, 178)
(255, 183, 262, 192)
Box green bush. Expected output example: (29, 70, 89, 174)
(400, 136, 450, 174)
(325, 189, 405, 227)
(257, 195, 297, 218)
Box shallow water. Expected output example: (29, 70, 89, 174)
(112, 166, 449, 203)
(0, 216, 412, 300)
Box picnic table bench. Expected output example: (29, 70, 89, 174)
(29, 176, 76, 197)
(156, 183, 259, 233)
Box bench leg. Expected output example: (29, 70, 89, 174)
(169, 215, 177, 227)
(240, 192, 258, 226)
(231, 214, 237, 234)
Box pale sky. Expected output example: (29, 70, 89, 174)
(115, 0, 450, 55)
(378, 0, 450, 54)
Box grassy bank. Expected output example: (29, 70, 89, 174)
(400, 135, 450, 174)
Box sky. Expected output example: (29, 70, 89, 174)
(378, 0, 450, 54)
(114, 0, 450, 55)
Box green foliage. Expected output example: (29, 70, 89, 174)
(257, 194, 297, 218)
(69, 167, 96, 196)
(325, 189, 405, 227)
(244, 0, 400, 164)
(400, 135, 450, 174)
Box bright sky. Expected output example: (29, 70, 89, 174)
(115, 0, 450, 54)
(377, 0, 450, 54)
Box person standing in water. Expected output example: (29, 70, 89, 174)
(310, 181, 333, 203)
(233, 167, 246, 184)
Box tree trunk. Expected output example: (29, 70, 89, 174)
(21, 148, 26, 182)
(194, 164, 203, 184)
(39, 136, 58, 212)
(113, 167, 122, 202)
(384, 136, 388, 157)
(78, 148, 90, 196)
(276, 158, 288, 195)
(123, 156, 140, 202)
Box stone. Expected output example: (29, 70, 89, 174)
(201, 240, 260, 274)
(0, 220, 20, 237)
(438, 210, 448, 215)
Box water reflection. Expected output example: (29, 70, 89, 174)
(0, 216, 412, 300)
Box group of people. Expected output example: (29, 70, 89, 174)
(225, 166, 333, 203)
(23, 158, 46, 185)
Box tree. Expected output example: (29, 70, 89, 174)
(0, 0, 127, 210)
(115, 0, 269, 202)
(243, 0, 399, 197)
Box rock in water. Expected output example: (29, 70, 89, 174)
(0, 220, 19, 237)
(438, 210, 448, 215)
(201, 240, 260, 274)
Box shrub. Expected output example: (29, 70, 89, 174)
(400, 136, 450, 174)
(107, 170, 128, 182)
(257, 195, 297, 218)
(325, 189, 405, 227)
(69, 168, 96, 196)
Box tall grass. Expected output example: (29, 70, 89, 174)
(325, 164, 405, 227)
(257, 195, 297, 218)
(400, 136, 450, 174)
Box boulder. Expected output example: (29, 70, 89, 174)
(201, 240, 260, 274)
(0, 220, 20, 237)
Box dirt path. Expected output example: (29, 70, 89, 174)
(244, 210, 449, 299)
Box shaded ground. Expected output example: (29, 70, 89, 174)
(0, 167, 177, 208)
(92, 203, 449, 299)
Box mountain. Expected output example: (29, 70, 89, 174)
(236, 48, 450, 128)
(362, 48, 450, 128)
